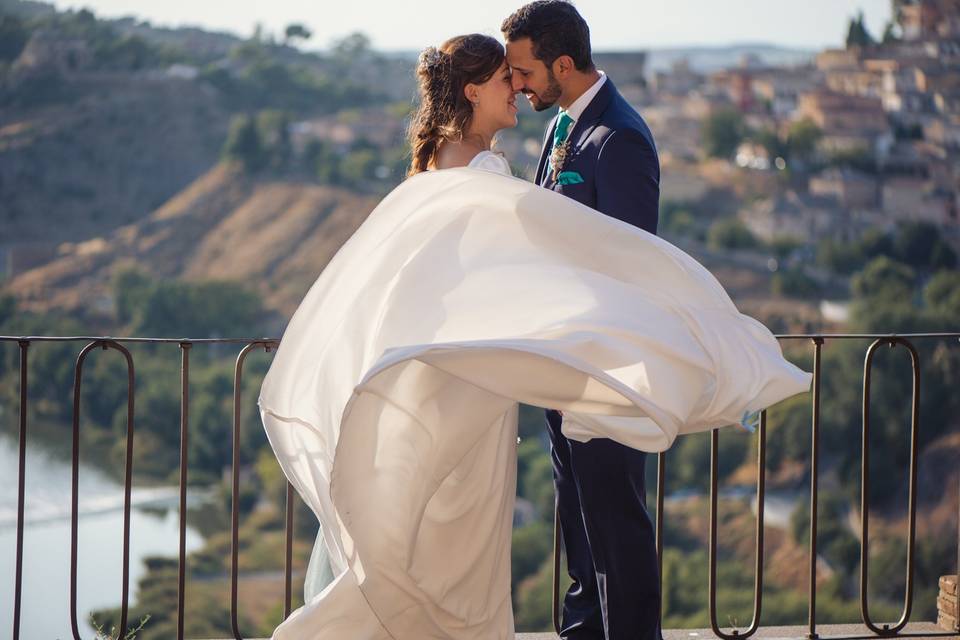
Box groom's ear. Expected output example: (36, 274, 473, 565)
(553, 55, 575, 79)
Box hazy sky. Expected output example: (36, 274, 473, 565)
(49, 0, 893, 51)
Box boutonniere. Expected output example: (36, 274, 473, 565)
(550, 139, 571, 181)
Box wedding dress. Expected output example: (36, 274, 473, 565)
(258, 150, 811, 639)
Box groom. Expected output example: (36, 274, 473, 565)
(503, 2, 662, 640)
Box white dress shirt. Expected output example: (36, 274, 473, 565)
(562, 70, 607, 124)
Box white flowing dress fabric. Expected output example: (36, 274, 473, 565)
(258, 151, 811, 639)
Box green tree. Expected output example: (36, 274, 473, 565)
(771, 268, 820, 299)
(112, 267, 153, 325)
(769, 235, 802, 261)
(511, 521, 552, 592)
(0, 14, 30, 63)
(858, 227, 894, 261)
(707, 217, 759, 251)
(850, 256, 915, 300)
(893, 221, 957, 270)
(331, 32, 372, 60)
(126, 278, 266, 338)
(881, 21, 899, 44)
(846, 10, 876, 48)
(702, 108, 745, 159)
(256, 109, 292, 171)
(816, 238, 863, 274)
(923, 270, 960, 319)
(756, 394, 811, 472)
(284, 23, 312, 46)
(785, 118, 822, 165)
(304, 139, 342, 184)
(222, 114, 266, 172)
(339, 148, 379, 187)
(0, 294, 16, 326)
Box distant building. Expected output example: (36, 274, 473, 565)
(709, 68, 759, 112)
(165, 64, 199, 80)
(740, 191, 847, 242)
(883, 176, 958, 224)
(815, 49, 861, 73)
(594, 51, 648, 104)
(809, 168, 881, 208)
(797, 90, 894, 156)
(653, 59, 704, 97)
(896, 0, 960, 40)
(751, 67, 820, 117)
(291, 108, 407, 153)
(641, 98, 704, 163)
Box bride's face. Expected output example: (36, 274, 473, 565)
(468, 60, 519, 133)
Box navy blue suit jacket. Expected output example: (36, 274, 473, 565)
(536, 77, 660, 235)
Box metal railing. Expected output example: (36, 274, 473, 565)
(550, 334, 960, 640)
(3, 333, 960, 640)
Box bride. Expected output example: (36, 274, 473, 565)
(258, 34, 810, 639)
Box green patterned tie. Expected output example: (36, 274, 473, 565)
(549, 111, 574, 179)
(553, 111, 574, 148)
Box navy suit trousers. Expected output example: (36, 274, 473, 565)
(546, 408, 662, 640)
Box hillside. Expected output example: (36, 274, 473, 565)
(5, 162, 378, 321)
(0, 0, 404, 277)
(0, 72, 229, 246)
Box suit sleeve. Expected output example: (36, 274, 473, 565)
(595, 129, 660, 234)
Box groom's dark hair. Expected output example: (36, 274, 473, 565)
(501, 1, 594, 72)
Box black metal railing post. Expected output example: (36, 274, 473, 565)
(860, 338, 921, 636)
(12, 340, 29, 640)
(708, 411, 766, 639)
(657, 450, 666, 595)
(176, 342, 191, 640)
(230, 340, 278, 640)
(552, 500, 562, 635)
(808, 337, 824, 640)
(69, 340, 136, 640)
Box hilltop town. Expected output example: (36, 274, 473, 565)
(1, 0, 958, 334)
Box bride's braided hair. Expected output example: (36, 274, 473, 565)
(407, 34, 505, 176)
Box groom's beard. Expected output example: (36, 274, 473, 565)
(527, 68, 563, 112)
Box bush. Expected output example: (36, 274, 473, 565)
(707, 217, 760, 251)
(771, 268, 820, 299)
(222, 114, 266, 172)
(850, 256, 915, 301)
(702, 108, 746, 159)
(0, 14, 30, 63)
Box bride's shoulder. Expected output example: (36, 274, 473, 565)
(468, 150, 512, 176)
(434, 140, 482, 170)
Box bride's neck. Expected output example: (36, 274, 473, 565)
(464, 121, 494, 151)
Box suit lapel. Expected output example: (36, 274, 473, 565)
(537, 78, 617, 188)
(566, 78, 615, 151)
(536, 113, 559, 186)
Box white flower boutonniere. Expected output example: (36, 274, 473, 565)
(550, 139, 571, 181)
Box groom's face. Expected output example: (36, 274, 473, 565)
(505, 38, 562, 112)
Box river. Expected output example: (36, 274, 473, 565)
(0, 433, 206, 639)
